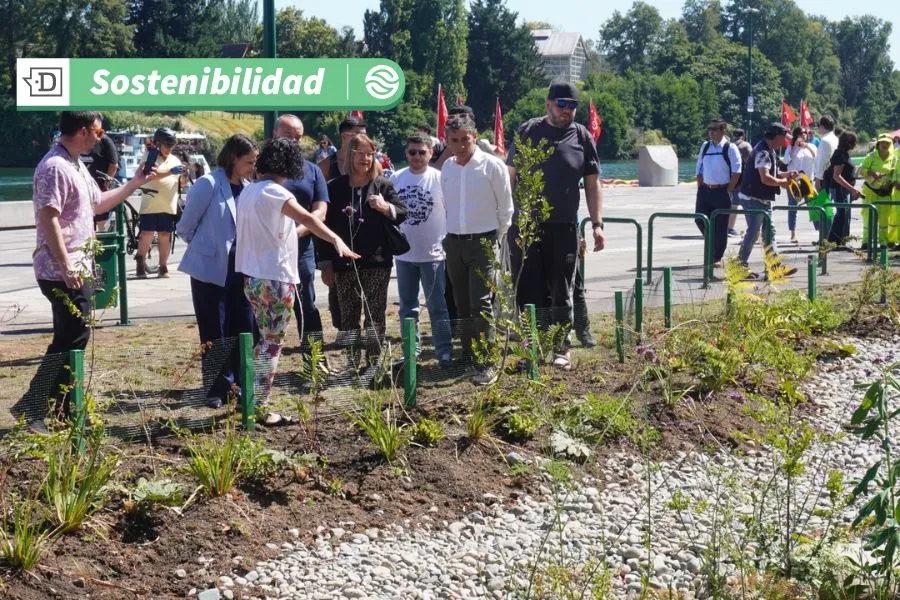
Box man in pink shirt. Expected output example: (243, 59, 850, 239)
(13, 111, 155, 432)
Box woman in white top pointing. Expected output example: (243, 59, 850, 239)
(236, 138, 359, 424)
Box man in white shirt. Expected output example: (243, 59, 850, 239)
(441, 113, 514, 385)
(695, 119, 742, 268)
(391, 133, 453, 369)
(813, 115, 839, 233)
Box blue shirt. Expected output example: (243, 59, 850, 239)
(695, 140, 743, 186)
(281, 160, 330, 255)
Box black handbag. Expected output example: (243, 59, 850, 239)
(367, 181, 410, 255)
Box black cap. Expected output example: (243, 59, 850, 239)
(448, 104, 474, 116)
(153, 127, 176, 145)
(547, 81, 578, 101)
(765, 122, 789, 137)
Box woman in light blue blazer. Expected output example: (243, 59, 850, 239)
(177, 134, 259, 408)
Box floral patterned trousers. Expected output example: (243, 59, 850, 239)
(244, 277, 296, 404)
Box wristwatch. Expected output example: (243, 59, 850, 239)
(591, 221, 604, 230)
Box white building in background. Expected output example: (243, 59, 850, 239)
(531, 30, 590, 84)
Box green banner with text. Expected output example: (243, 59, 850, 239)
(16, 58, 405, 111)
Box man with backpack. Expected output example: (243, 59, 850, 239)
(695, 119, 742, 268)
(727, 128, 753, 237)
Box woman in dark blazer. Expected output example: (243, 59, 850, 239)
(317, 134, 407, 365)
(176, 134, 259, 407)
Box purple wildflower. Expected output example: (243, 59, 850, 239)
(727, 391, 747, 402)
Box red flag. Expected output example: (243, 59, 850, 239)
(456, 94, 463, 106)
(493, 98, 506, 155)
(781, 101, 797, 128)
(437, 84, 449, 142)
(799, 100, 813, 129)
(588, 98, 603, 144)
(349, 110, 364, 120)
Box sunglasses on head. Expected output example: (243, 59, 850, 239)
(406, 148, 428, 156)
(555, 99, 578, 110)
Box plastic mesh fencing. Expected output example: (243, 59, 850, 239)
(83, 337, 237, 440)
(0, 351, 69, 435)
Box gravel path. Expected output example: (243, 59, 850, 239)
(190, 334, 899, 600)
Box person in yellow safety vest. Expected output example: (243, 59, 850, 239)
(891, 136, 900, 248)
(860, 133, 897, 248)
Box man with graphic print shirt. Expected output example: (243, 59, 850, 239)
(390, 133, 452, 368)
(14, 111, 155, 432)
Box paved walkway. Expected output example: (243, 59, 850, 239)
(0, 184, 884, 335)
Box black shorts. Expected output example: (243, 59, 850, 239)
(139, 213, 177, 233)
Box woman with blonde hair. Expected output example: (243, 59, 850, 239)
(318, 134, 407, 365)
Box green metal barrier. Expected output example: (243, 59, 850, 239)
(525, 304, 538, 381)
(238, 332, 255, 430)
(114, 203, 130, 325)
(633, 278, 643, 336)
(772, 205, 828, 275)
(69, 349, 86, 451)
(614, 291, 625, 363)
(646, 212, 712, 287)
(663, 267, 673, 328)
(94, 233, 119, 310)
(402, 318, 417, 407)
(820, 202, 877, 262)
(579, 217, 643, 279)
(807, 255, 817, 302)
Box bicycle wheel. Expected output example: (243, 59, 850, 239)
(145, 235, 160, 274)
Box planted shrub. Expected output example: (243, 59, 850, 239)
(409, 418, 445, 448)
(43, 436, 116, 534)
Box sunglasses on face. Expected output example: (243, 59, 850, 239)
(555, 99, 578, 110)
(406, 149, 428, 156)
(87, 126, 105, 137)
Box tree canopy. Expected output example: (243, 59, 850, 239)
(1, 0, 898, 166)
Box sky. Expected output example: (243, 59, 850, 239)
(271, 0, 900, 67)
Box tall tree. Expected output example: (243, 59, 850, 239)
(464, 0, 543, 130)
(364, 0, 467, 105)
(129, 0, 224, 57)
(221, 0, 258, 44)
(827, 16, 894, 108)
(259, 8, 343, 58)
(681, 0, 723, 45)
(597, 1, 663, 73)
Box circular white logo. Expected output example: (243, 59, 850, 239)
(364, 65, 401, 100)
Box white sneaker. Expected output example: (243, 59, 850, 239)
(472, 367, 498, 386)
(552, 352, 572, 371)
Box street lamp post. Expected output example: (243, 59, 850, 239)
(744, 7, 759, 138)
(263, 0, 276, 139)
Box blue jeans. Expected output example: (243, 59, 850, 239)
(396, 259, 452, 359)
(292, 241, 323, 348)
(827, 187, 851, 244)
(738, 197, 779, 265)
(787, 188, 798, 232)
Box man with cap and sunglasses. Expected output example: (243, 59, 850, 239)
(506, 81, 605, 371)
(737, 122, 799, 279)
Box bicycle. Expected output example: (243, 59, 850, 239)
(96, 172, 177, 276)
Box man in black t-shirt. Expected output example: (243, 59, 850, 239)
(87, 132, 119, 228)
(506, 81, 606, 371)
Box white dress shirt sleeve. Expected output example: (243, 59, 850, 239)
(728, 142, 742, 175)
(490, 158, 514, 239)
